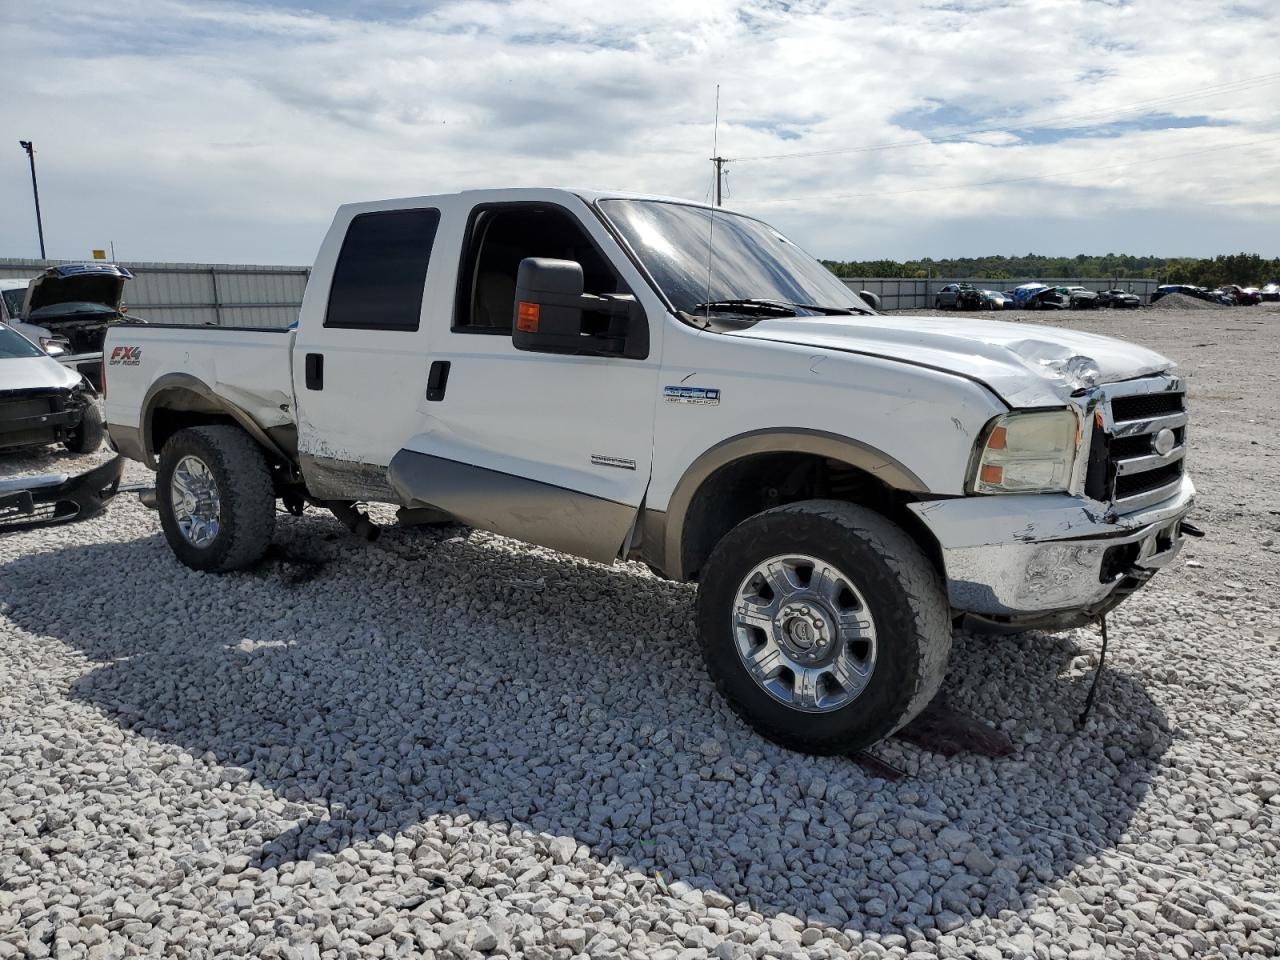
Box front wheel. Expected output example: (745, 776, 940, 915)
(696, 500, 951, 754)
(63, 401, 104, 454)
(157, 425, 276, 571)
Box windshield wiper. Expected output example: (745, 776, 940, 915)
(690, 298, 873, 317)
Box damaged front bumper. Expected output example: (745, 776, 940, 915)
(0, 456, 125, 532)
(909, 476, 1196, 628)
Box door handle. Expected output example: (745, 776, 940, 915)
(305, 353, 324, 390)
(426, 360, 451, 401)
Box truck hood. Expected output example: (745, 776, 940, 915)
(22, 263, 133, 317)
(729, 314, 1173, 407)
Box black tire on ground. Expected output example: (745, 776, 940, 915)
(63, 401, 104, 454)
(157, 425, 276, 572)
(934, 299, 943, 310)
(695, 500, 952, 755)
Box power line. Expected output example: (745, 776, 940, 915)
(734, 134, 1280, 205)
(728, 72, 1280, 163)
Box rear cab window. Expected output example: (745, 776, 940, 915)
(325, 208, 441, 331)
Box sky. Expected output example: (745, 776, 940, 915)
(2, 0, 1278, 266)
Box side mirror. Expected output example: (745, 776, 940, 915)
(511, 257, 647, 358)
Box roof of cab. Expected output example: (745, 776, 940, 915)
(337, 187, 724, 215)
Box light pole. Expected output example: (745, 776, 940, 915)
(18, 140, 46, 259)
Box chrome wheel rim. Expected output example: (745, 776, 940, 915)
(732, 554, 878, 713)
(170, 455, 221, 548)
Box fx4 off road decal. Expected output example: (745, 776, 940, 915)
(108, 346, 142, 366)
(664, 385, 720, 405)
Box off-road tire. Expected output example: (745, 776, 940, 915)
(157, 425, 275, 572)
(696, 500, 951, 754)
(64, 401, 104, 454)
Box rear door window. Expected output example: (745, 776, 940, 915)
(325, 208, 440, 331)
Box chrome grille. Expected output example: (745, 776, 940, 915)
(1085, 375, 1187, 512)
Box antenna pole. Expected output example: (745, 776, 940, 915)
(712, 156, 727, 206)
(709, 85, 727, 207)
(18, 140, 46, 259)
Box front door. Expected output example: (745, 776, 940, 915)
(390, 194, 664, 563)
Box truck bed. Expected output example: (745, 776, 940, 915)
(102, 324, 297, 445)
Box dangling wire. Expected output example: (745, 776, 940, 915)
(1076, 614, 1109, 729)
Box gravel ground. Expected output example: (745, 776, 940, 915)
(2, 304, 1278, 960)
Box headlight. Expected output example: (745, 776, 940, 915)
(39, 337, 69, 358)
(969, 409, 1079, 494)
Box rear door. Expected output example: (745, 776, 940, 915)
(389, 192, 665, 562)
(292, 201, 445, 501)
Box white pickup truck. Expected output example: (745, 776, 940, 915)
(103, 188, 1195, 753)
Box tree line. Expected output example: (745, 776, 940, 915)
(822, 253, 1280, 288)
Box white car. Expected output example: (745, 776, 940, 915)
(100, 188, 1196, 754)
(0, 321, 104, 454)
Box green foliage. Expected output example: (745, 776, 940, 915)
(822, 253, 1280, 287)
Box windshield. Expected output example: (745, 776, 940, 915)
(1, 288, 24, 320)
(0, 324, 44, 359)
(597, 199, 873, 318)
(29, 301, 118, 320)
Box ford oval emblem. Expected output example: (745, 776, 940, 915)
(1153, 428, 1176, 456)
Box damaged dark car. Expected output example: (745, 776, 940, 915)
(1097, 289, 1142, 309)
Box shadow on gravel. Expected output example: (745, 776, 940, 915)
(3, 516, 1172, 933)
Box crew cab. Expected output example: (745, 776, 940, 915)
(102, 189, 1196, 754)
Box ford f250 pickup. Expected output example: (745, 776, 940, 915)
(102, 189, 1196, 754)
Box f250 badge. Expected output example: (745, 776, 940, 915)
(108, 346, 142, 366)
(664, 385, 720, 405)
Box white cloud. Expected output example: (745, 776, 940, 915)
(1, 0, 1277, 263)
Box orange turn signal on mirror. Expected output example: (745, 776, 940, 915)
(517, 301, 540, 332)
(980, 464, 1004, 485)
(987, 425, 1007, 450)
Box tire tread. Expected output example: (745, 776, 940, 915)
(697, 499, 951, 754)
(159, 425, 275, 571)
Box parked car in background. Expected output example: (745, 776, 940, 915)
(934, 282, 985, 310)
(1260, 281, 1279, 302)
(980, 289, 1011, 310)
(1217, 285, 1261, 306)
(1097, 289, 1142, 309)
(1009, 283, 1044, 308)
(0, 321, 104, 455)
(1033, 287, 1072, 310)
(0, 264, 140, 390)
(1064, 286, 1100, 310)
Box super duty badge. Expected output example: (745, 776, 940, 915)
(664, 385, 720, 405)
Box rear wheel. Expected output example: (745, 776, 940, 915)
(157, 425, 275, 571)
(695, 500, 951, 754)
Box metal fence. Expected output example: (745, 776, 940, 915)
(841, 277, 1162, 311)
(0, 258, 309, 328)
(1, 256, 1165, 323)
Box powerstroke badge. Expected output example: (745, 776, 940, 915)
(664, 385, 720, 405)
